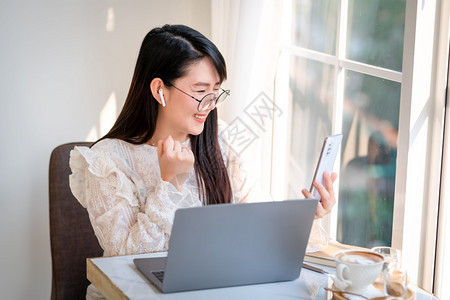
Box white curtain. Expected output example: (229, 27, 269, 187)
(211, 0, 291, 198)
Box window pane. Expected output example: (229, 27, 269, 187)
(292, 0, 338, 55)
(337, 70, 400, 247)
(286, 56, 335, 197)
(346, 0, 406, 71)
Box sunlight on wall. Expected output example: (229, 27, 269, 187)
(86, 126, 98, 142)
(106, 7, 115, 32)
(100, 91, 117, 135)
(85, 91, 117, 141)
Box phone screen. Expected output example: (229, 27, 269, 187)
(309, 134, 343, 199)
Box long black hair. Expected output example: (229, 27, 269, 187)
(98, 24, 232, 205)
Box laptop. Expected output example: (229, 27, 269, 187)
(133, 199, 318, 293)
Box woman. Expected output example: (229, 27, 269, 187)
(69, 24, 336, 299)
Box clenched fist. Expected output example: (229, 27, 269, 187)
(157, 136, 195, 191)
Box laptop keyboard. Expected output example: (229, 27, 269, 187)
(152, 271, 165, 283)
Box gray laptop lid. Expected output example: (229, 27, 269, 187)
(134, 199, 318, 293)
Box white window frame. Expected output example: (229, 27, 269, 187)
(394, 0, 448, 293)
(435, 47, 450, 298)
(271, 0, 450, 294)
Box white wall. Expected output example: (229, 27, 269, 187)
(0, 1, 211, 298)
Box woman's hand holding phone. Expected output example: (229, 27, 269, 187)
(304, 134, 342, 219)
(302, 171, 338, 219)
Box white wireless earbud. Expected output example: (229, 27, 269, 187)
(158, 89, 166, 107)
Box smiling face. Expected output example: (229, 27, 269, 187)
(153, 57, 221, 142)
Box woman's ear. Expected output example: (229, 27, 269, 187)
(150, 78, 166, 107)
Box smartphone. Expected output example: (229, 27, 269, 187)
(310, 134, 343, 199)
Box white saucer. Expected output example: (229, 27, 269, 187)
(330, 283, 385, 300)
(352, 284, 385, 298)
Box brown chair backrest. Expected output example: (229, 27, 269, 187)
(49, 142, 103, 300)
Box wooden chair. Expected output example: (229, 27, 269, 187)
(49, 142, 103, 300)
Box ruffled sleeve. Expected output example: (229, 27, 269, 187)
(69, 145, 139, 208)
(69, 140, 199, 256)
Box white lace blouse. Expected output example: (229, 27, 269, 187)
(69, 129, 260, 257)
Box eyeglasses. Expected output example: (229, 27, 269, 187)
(167, 84, 230, 112)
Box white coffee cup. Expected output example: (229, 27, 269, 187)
(332, 249, 384, 292)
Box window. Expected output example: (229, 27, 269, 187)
(270, 0, 449, 293)
(285, 0, 405, 248)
